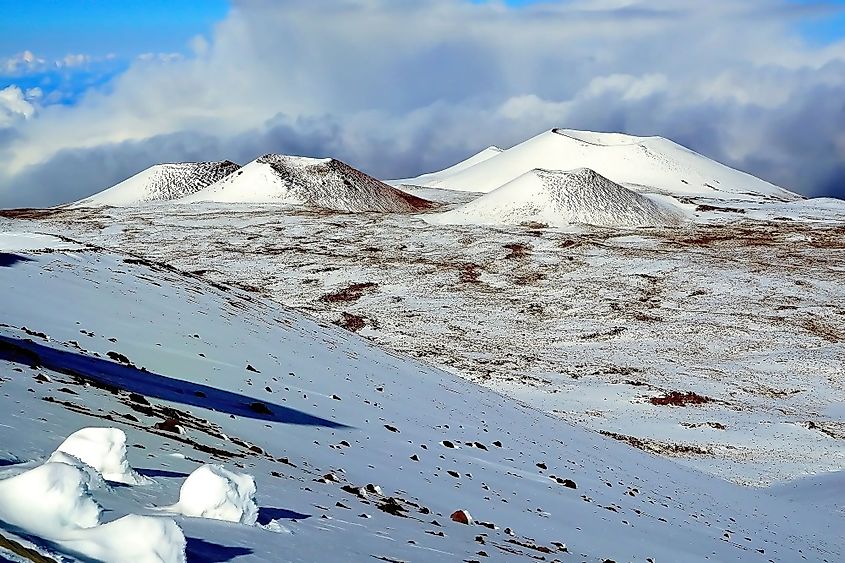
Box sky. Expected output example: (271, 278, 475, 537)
(0, 0, 844, 206)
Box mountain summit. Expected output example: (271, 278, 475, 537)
(182, 154, 433, 212)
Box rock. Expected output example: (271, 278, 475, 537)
(128, 392, 149, 405)
(154, 418, 185, 435)
(249, 402, 272, 415)
(365, 483, 382, 495)
(450, 509, 473, 525)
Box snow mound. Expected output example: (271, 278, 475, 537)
(428, 167, 684, 228)
(0, 462, 101, 535)
(162, 464, 257, 525)
(49, 427, 147, 485)
(0, 462, 186, 562)
(62, 514, 186, 563)
(180, 154, 434, 212)
(409, 128, 799, 201)
(70, 160, 241, 207)
(48, 450, 108, 490)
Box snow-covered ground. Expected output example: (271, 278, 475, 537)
(2, 128, 844, 561)
(3, 200, 843, 489)
(1, 231, 842, 562)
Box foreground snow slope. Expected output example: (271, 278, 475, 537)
(428, 167, 684, 228)
(409, 128, 800, 201)
(70, 161, 241, 207)
(0, 230, 841, 562)
(181, 154, 433, 212)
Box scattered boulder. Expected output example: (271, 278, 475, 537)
(450, 509, 473, 525)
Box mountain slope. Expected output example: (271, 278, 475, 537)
(70, 161, 241, 207)
(0, 230, 841, 562)
(429, 167, 684, 228)
(181, 154, 433, 212)
(411, 128, 800, 201)
(391, 146, 502, 187)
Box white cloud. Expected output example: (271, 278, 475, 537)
(0, 86, 37, 127)
(1, 0, 844, 206)
(57, 53, 92, 68)
(1, 50, 47, 75)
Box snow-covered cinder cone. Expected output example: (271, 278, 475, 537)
(69, 160, 241, 207)
(0, 462, 101, 536)
(180, 154, 435, 212)
(427, 167, 684, 229)
(164, 464, 258, 525)
(49, 427, 147, 485)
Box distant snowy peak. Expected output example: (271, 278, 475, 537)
(411, 128, 800, 201)
(392, 146, 503, 187)
(71, 161, 241, 207)
(182, 153, 434, 212)
(428, 167, 684, 229)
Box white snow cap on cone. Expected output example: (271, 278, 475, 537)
(166, 464, 258, 525)
(49, 427, 148, 485)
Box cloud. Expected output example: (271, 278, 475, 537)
(1, 51, 47, 76)
(0, 85, 37, 127)
(1, 0, 844, 206)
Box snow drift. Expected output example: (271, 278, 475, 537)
(181, 154, 434, 212)
(0, 461, 186, 562)
(160, 464, 258, 525)
(71, 161, 241, 207)
(49, 427, 147, 485)
(428, 167, 683, 228)
(407, 128, 800, 201)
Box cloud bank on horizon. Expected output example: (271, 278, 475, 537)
(0, 0, 844, 207)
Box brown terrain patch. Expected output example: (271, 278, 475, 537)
(320, 282, 378, 303)
(650, 391, 712, 406)
(336, 312, 366, 332)
(600, 431, 713, 456)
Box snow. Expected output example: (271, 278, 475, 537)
(407, 128, 800, 201)
(70, 161, 241, 207)
(0, 460, 186, 562)
(0, 231, 82, 252)
(49, 427, 147, 485)
(0, 127, 843, 561)
(427, 167, 684, 228)
(160, 465, 258, 525)
(61, 514, 187, 563)
(0, 226, 842, 562)
(0, 462, 101, 534)
(180, 154, 433, 212)
(391, 145, 502, 186)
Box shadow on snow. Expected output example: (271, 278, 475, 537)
(0, 335, 349, 429)
(257, 506, 311, 524)
(0, 253, 34, 268)
(185, 537, 253, 563)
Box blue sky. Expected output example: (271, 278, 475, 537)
(0, 0, 229, 59)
